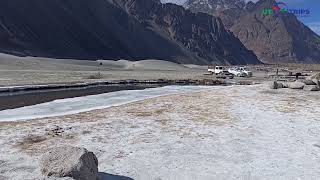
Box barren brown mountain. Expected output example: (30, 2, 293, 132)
(185, 0, 320, 64)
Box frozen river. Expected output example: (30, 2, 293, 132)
(0, 85, 214, 121)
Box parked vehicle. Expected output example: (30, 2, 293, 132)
(228, 67, 246, 77)
(239, 67, 253, 77)
(216, 70, 234, 79)
(228, 67, 253, 77)
(208, 66, 228, 75)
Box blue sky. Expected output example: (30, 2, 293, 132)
(286, 0, 320, 35)
(161, 0, 320, 35)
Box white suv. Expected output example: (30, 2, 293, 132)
(208, 66, 227, 75)
(228, 67, 252, 77)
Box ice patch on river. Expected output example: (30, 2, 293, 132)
(0, 85, 215, 121)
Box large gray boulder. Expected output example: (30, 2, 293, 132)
(307, 73, 320, 85)
(312, 79, 320, 86)
(303, 85, 320, 91)
(306, 79, 317, 85)
(308, 73, 320, 80)
(288, 81, 305, 89)
(40, 146, 98, 180)
(297, 79, 316, 85)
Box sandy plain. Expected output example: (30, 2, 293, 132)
(0, 53, 211, 86)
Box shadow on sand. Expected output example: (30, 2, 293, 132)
(99, 172, 134, 180)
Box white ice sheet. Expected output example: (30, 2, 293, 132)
(0, 85, 215, 121)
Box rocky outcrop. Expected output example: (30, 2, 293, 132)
(40, 146, 98, 180)
(0, 0, 260, 65)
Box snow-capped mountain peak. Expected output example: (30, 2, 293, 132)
(183, 0, 246, 15)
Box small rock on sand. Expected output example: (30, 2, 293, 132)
(269, 81, 285, 89)
(281, 82, 289, 88)
(303, 85, 320, 91)
(269, 81, 278, 89)
(40, 146, 98, 180)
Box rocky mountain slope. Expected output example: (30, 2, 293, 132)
(0, 0, 260, 65)
(230, 0, 320, 64)
(184, 0, 320, 64)
(183, 0, 247, 28)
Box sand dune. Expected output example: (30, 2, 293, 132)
(0, 53, 98, 71)
(98, 59, 190, 71)
(0, 53, 194, 71)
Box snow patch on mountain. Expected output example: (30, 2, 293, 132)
(161, 0, 258, 5)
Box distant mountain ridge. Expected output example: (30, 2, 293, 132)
(0, 0, 260, 65)
(184, 0, 320, 64)
(230, 0, 320, 63)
